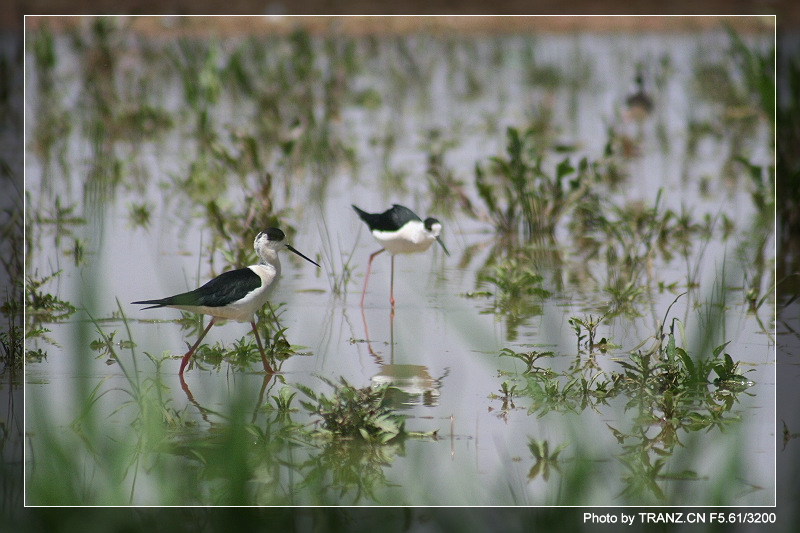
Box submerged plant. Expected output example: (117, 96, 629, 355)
(475, 126, 593, 238)
(296, 434, 403, 505)
(569, 190, 716, 319)
(423, 128, 475, 218)
(527, 438, 568, 482)
(568, 314, 610, 354)
(268, 386, 298, 418)
(725, 24, 775, 124)
(711, 351, 755, 391)
(0, 313, 23, 370)
(490, 291, 754, 502)
(477, 254, 551, 339)
(317, 219, 358, 298)
(127, 202, 151, 229)
(298, 377, 406, 444)
(499, 347, 555, 374)
(25, 270, 76, 321)
(183, 305, 297, 373)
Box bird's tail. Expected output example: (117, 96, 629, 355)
(351, 204, 370, 222)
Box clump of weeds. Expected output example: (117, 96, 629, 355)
(488, 290, 753, 501)
(476, 250, 551, 339)
(298, 377, 409, 444)
(527, 438, 568, 482)
(474, 126, 594, 239)
(25, 270, 76, 322)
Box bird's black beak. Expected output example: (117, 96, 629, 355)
(287, 245, 321, 267)
(436, 236, 450, 256)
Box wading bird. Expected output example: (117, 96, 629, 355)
(625, 72, 654, 122)
(352, 204, 448, 307)
(133, 228, 319, 375)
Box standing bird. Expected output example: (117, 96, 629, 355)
(352, 204, 449, 307)
(625, 72, 654, 122)
(133, 228, 320, 375)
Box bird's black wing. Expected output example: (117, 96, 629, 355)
(133, 268, 262, 309)
(388, 204, 422, 228)
(352, 204, 420, 232)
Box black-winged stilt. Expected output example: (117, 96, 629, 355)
(625, 72, 653, 121)
(133, 228, 319, 375)
(352, 204, 448, 307)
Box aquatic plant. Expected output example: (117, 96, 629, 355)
(0, 300, 22, 370)
(0, 172, 23, 369)
(736, 155, 775, 228)
(298, 377, 406, 444)
(474, 126, 593, 238)
(568, 314, 610, 355)
(490, 284, 755, 502)
(477, 253, 551, 339)
(25, 270, 76, 321)
(127, 202, 151, 229)
(317, 218, 358, 298)
(569, 190, 717, 318)
(526, 438, 568, 482)
(173, 302, 297, 374)
(499, 347, 555, 374)
(423, 128, 476, 218)
(725, 25, 775, 124)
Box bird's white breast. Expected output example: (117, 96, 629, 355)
(373, 220, 436, 255)
(247, 263, 278, 306)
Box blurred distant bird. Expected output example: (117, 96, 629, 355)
(625, 72, 654, 122)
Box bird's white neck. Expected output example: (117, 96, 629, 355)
(257, 247, 281, 272)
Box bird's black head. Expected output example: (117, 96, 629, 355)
(423, 218, 441, 232)
(262, 228, 286, 242)
(423, 217, 449, 256)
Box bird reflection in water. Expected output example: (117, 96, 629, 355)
(179, 371, 275, 425)
(360, 306, 446, 409)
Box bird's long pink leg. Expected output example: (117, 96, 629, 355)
(360, 248, 385, 307)
(390, 254, 395, 308)
(179, 317, 216, 375)
(251, 321, 274, 374)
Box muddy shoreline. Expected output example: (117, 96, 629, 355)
(23, 14, 775, 36)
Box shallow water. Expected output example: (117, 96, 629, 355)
(24, 20, 775, 506)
